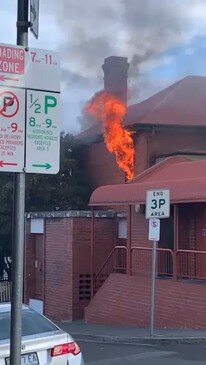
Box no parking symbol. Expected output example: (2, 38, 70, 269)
(0, 91, 19, 117)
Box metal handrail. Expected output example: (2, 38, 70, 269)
(177, 249, 206, 280)
(93, 246, 128, 281)
(130, 246, 174, 278)
(177, 249, 206, 254)
(131, 247, 174, 254)
(93, 246, 128, 295)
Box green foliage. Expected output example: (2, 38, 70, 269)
(0, 173, 13, 280)
(26, 132, 91, 211)
(0, 132, 91, 279)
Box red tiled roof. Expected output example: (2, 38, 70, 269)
(138, 76, 206, 126)
(124, 78, 181, 126)
(75, 76, 206, 143)
(89, 156, 206, 206)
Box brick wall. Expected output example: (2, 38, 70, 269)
(134, 132, 148, 174)
(44, 218, 73, 321)
(85, 273, 206, 329)
(131, 206, 149, 248)
(83, 128, 206, 192)
(84, 141, 125, 189)
(72, 217, 115, 319)
(24, 223, 35, 304)
(148, 129, 206, 161)
(24, 215, 116, 321)
(178, 204, 196, 250)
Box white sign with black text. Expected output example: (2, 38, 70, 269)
(148, 218, 160, 241)
(146, 189, 170, 219)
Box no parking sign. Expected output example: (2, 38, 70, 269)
(0, 91, 19, 117)
(0, 88, 25, 172)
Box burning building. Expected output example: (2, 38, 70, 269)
(24, 56, 206, 329)
(76, 57, 206, 329)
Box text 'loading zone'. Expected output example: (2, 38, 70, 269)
(146, 189, 170, 219)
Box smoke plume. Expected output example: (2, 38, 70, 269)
(42, 0, 206, 129)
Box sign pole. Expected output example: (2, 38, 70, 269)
(146, 190, 170, 337)
(10, 1, 28, 364)
(150, 240, 157, 337)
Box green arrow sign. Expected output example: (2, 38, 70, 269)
(32, 163, 51, 170)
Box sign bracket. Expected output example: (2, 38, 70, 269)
(16, 20, 31, 28)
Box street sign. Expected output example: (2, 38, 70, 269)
(0, 42, 60, 174)
(146, 189, 170, 219)
(25, 90, 59, 174)
(0, 44, 25, 75)
(0, 43, 60, 92)
(148, 218, 160, 241)
(0, 87, 25, 172)
(0, 91, 19, 117)
(30, 0, 39, 39)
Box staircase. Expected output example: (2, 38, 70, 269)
(93, 246, 128, 295)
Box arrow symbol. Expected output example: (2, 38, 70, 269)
(32, 163, 51, 170)
(0, 161, 17, 167)
(0, 75, 19, 82)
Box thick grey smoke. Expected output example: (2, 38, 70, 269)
(45, 0, 189, 80)
(42, 0, 205, 130)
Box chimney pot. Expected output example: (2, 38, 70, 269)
(102, 56, 130, 105)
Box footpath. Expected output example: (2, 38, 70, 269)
(57, 320, 206, 345)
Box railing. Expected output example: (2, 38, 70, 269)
(93, 246, 128, 294)
(92, 246, 206, 298)
(0, 280, 11, 302)
(130, 247, 174, 278)
(177, 250, 206, 280)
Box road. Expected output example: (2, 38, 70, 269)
(79, 341, 206, 365)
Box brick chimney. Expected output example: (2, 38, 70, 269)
(102, 56, 130, 104)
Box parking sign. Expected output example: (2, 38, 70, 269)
(146, 189, 170, 219)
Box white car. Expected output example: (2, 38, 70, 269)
(0, 303, 85, 365)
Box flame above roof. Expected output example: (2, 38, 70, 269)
(76, 75, 206, 144)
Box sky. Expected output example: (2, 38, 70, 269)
(1, 0, 206, 134)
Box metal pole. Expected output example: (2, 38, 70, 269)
(150, 240, 157, 337)
(91, 207, 94, 298)
(10, 1, 28, 364)
(173, 204, 178, 280)
(127, 205, 132, 275)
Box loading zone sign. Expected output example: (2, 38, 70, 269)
(146, 189, 170, 219)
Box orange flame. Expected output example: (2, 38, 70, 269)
(84, 91, 134, 180)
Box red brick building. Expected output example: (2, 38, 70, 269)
(25, 56, 206, 329)
(24, 210, 126, 320)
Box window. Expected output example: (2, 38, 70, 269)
(118, 219, 127, 239)
(0, 308, 58, 341)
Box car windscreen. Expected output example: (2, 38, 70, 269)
(0, 308, 58, 341)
